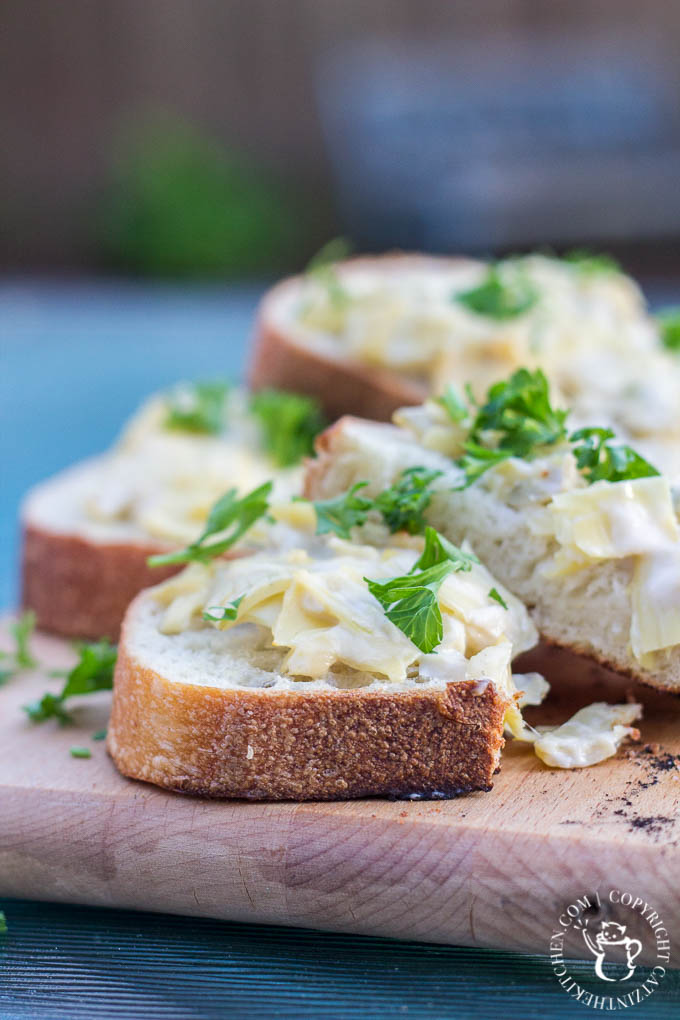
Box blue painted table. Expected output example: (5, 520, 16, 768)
(1, 280, 678, 1019)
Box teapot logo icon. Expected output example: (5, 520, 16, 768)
(582, 921, 642, 982)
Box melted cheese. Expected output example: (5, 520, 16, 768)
(153, 534, 539, 712)
(533, 703, 642, 768)
(81, 389, 301, 545)
(293, 254, 680, 449)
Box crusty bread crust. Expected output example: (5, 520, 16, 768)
(21, 524, 177, 641)
(248, 254, 477, 422)
(107, 595, 510, 801)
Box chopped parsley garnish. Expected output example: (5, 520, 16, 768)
(656, 307, 680, 352)
(570, 427, 659, 484)
(471, 368, 569, 455)
(148, 481, 272, 567)
(24, 640, 117, 724)
(305, 237, 353, 308)
(250, 389, 326, 467)
(562, 249, 620, 276)
(455, 442, 513, 487)
(312, 482, 373, 539)
(374, 467, 443, 535)
(448, 367, 658, 488)
(365, 562, 454, 654)
(437, 384, 468, 423)
(92, 729, 107, 741)
(454, 368, 569, 486)
(310, 468, 443, 539)
(413, 526, 478, 572)
(70, 746, 92, 759)
(488, 587, 508, 610)
(0, 610, 37, 684)
(203, 596, 244, 623)
(364, 529, 478, 653)
(164, 381, 229, 434)
(455, 265, 538, 320)
(0, 911, 7, 934)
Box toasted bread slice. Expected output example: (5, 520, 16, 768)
(250, 253, 680, 455)
(249, 254, 477, 421)
(107, 532, 527, 799)
(21, 388, 307, 640)
(305, 415, 680, 694)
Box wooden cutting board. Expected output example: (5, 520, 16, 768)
(1, 620, 679, 963)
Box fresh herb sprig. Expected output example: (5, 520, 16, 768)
(374, 467, 443, 535)
(437, 384, 468, 423)
(447, 367, 659, 489)
(0, 610, 37, 685)
(455, 265, 538, 320)
(203, 596, 244, 623)
(309, 467, 443, 540)
(562, 249, 620, 276)
(489, 587, 508, 610)
(148, 481, 273, 567)
(413, 527, 478, 572)
(164, 381, 230, 434)
(24, 640, 117, 724)
(364, 528, 477, 654)
(250, 389, 326, 467)
(454, 368, 568, 487)
(656, 307, 680, 352)
(570, 428, 659, 484)
(306, 237, 352, 309)
(312, 482, 373, 539)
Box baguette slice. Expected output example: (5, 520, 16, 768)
(20, 389, 303, 641)
(249, 254, 477, 421)
(305, 416, 680, 694)
(107, 587, 512, 802)
(250, 253, 680, 463)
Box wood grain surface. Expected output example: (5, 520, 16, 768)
(1, 620, 679, 963)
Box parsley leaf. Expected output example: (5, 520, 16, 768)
(413, 527, 478, 572)
(563, 249, 620, 276)
(488, 587, 508, 610)
(312, 482, 373, 539)
(365, 562, 454, 654)
(164, 381, 229, 434)
(0, 911, 7, 934)
(0, 610, 37, 684)
(455, 266, 538, 320)
(570, 428, 659, 484)
(471, 368, 569, 455)
(657, 307, 680, 352)
(92, 729, 107, 741)
(455, 442, 513, 488)
(250, 389, 326, 467)
(453, 368, 568, 487)
(70, 746, 92, 759)
(365, 528, 478, 653)
(374, 467, 443, 535)
(24, 639, 117, 724)
(203, 596, 244, 623)
(148, 481, 273, 567)
(437, 384, 468, 423)
(306, 237, 353, 309)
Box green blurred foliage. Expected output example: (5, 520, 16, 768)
(99, 116, 307, 278)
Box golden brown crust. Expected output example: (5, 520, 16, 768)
(21, 524, 177, 641)
(107, 606, 510, 801)
(248, 254, 480, 421)
(302, 416, 362, 499)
